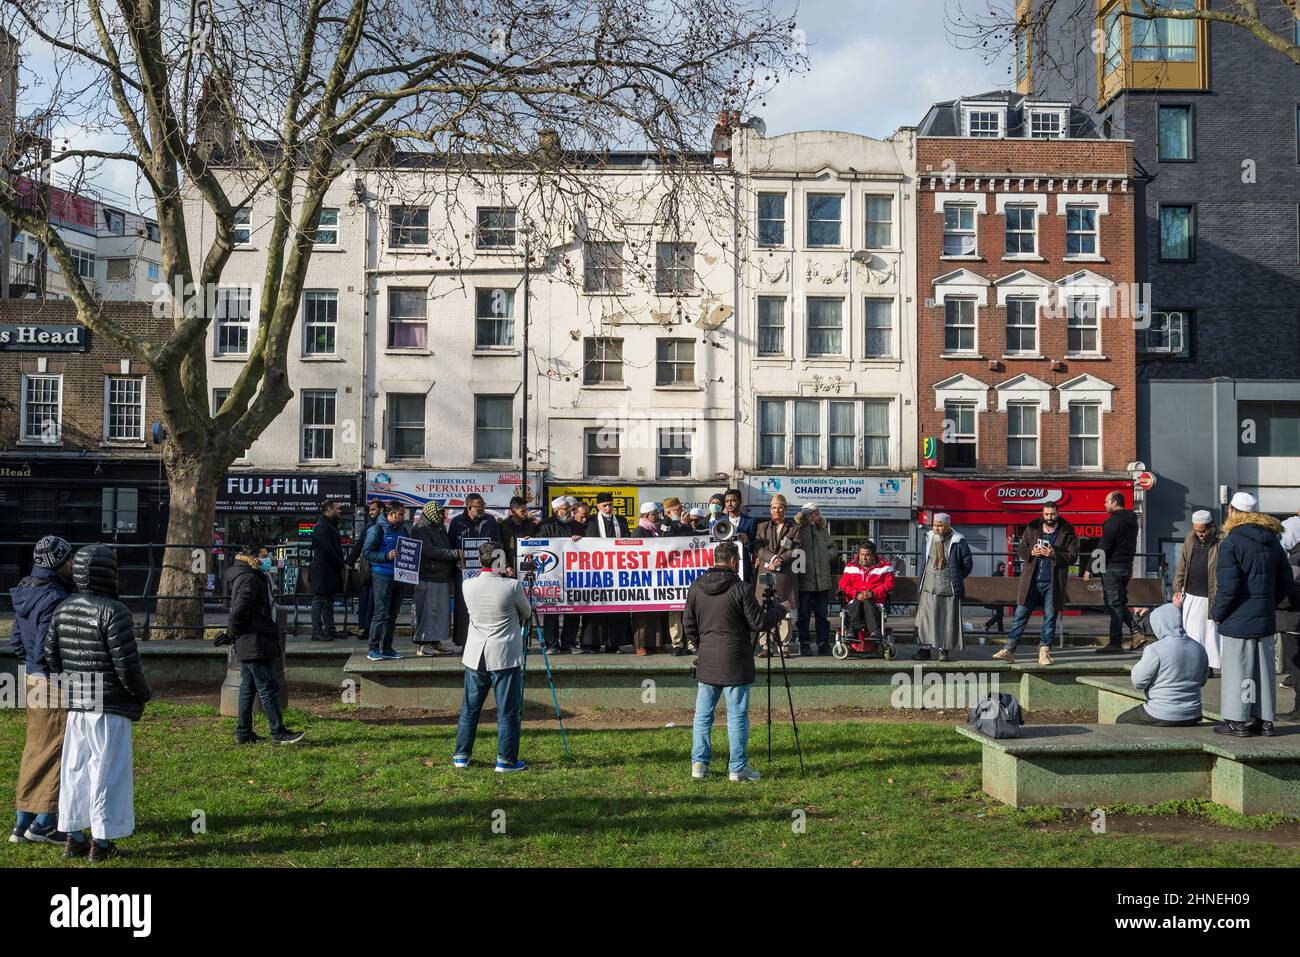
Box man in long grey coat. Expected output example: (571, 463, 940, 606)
(914, 513, 974, 662)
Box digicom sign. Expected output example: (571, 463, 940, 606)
(985, 485, 1066, 507)
(0, 324, 89, 352)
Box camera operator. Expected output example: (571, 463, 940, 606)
(683, 541, 788, 783)
(452, 543, 531, 773)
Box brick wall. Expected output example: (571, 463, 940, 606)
(0, 299, 168, 456)
(915, 137, 1137, 474)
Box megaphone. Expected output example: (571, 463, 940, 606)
(710, 518, 735, 542)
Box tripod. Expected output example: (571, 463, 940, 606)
(520, 576, 571, 756)
(758, 586, 804, 774)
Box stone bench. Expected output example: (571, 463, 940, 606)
(955, 722, 1300, 815)
(1077, 674, 1299, 726)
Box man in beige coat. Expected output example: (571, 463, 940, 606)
(1173, 509, 1221, 672)
(753, 494, 799, 657)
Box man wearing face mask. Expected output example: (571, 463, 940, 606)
(223, 544, 304, 745)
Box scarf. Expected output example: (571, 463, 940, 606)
(422, 501, 444, 526)
(638, 516, 658, 533)
(931, 529, 951, 570)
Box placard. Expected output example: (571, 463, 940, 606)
(518, 536, 745, 614)
(460, 536, 491, 581)
(394, 536, 422, 585)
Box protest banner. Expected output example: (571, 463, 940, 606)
(394, 536, 421, 585)
(517, 536, 745, 613)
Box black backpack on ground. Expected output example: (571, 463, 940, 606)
(967, 692, 1024, 739)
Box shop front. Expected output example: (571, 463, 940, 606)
(367, 470, 542, 521)
(214, 471, 362, 597)
(919, 477, 1132, 577)
(742, 474, 917, 574)
(0, 457, 168, 596)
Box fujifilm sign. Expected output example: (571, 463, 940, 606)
(0, 323, 89, 352)
(226, 477, 319, 497)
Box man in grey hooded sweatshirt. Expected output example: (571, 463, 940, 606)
(1116, 602, 1209, 726)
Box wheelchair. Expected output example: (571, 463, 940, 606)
(831, 596, 895, 660)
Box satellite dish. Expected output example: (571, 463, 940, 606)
(745, 116, 767, 137)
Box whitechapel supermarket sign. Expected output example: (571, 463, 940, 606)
(517, 536, 745, 614)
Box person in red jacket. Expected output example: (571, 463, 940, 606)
(838, 541, 895, 641)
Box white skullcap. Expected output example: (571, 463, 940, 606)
(564, 496, 580, 506)
(640, 501, 658, 515)
(1191, 509, 1213, 524)
(1230, 491, 1258, 512)
(933, 512, 952, 524)
(801, 502, 820, 513)
(550, 497, 567, 509)
(688, 507, 706, 517)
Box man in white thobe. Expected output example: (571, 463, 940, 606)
(1173, 509, 1221, 672)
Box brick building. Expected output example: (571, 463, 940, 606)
(0, 299, 169, 591)
(1021, 0, 1300, 570)
(915, 92, 1139, 571)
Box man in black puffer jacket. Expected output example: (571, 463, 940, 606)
(224, 544, 305, 745)
(683, 541, 788, 783)
(43, 544, 151, 862)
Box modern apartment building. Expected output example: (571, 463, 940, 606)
(915, 92, 1139, 571)
(1022, 0, 1300, 568)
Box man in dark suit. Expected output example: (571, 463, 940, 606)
(581, 491, 631, 653)
(309, 500, 348, 642)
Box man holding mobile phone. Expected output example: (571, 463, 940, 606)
(993, 502, 1078, 666)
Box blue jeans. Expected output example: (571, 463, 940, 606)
(1006, 579, 1056, 651)
(691, 682, 751, 773)
(368, 576, 402, 654)
(454, 665, 523, 763)
(797, 590, 830, 648)
(236, 658, 286, 739)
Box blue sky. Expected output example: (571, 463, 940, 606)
(759, 0, 1011, 138)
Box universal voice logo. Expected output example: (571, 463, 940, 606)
(49, 887, 152, 938)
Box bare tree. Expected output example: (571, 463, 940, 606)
(949, 0, 1300, 83)
(0, 0, 804, 634)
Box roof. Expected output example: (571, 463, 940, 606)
(917, 91, 1102, 139)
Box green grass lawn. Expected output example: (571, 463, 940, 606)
(2, 702, 1297, 867)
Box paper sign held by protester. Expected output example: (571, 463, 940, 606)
(517, 536, 744, 614)
(461, 537, 491, 581)
(394, 537, 421, 585)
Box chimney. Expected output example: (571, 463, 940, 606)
(194, 72, 235, 164)
(711, 110, 740, 165)
(537, 128, 561, 165)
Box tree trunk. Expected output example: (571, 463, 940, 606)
(152, 448, 222, 640)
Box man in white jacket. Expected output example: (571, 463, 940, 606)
(452, 543, 532, 772)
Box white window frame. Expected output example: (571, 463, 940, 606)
(943, 202, 978, 257)
(302, 289, 338, 356)
(146, 261, 161, 282)
(232, 206, 252, 246)
(942, 398, 978, 470)
(1065, 203, 1101, 259)
(584, 241, 624, 293)
(864, 195, 893, 249)
(963, 107, 1005, 138)
(1003, 203, 1038, 257)
(583, 336, 624, 385)
(655, 241, 697, 295)
(584, 426, 622, 478)
(863, 297, 894, 359)
(1066, 296, 1102, 356)
(757, 399, 787, 468)
(386, 393, 427, 460)
(1005, 297, 1039, 356)
(475, 206, 518, 249)
(103, 375, 145, 442)
(386, 287, 429, 350)
(475, 287, 516, 349)
(1005, 401, 1041, 471)
(943, 297, 978, 355)
(1068, 400, 1103, 471)
(806, 296, 845, 358)
(1027, 109, 1066, 139)
(69, 247, 96, 279)
(1137, 309, 1189, 357)
(805, 192, 844, 248)
(214, 286, 254, 356)
(20, 373, 62, 445)
(301, 389, 336, 462)
(757, 191, 787, 247)
(755, 397, 894, 471)
(655, 338, 696, 386)
(311, 207, 339, 246)
(756, 295, 787, 357)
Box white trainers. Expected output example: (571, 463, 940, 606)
(691, 762, 708, 779)
(729, 764, 762, 782)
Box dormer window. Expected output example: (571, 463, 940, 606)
(1028, 109, 1065, 139)
(965, 108, 1004, 138)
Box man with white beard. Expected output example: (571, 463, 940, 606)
(1173, 509, 1222, 676)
